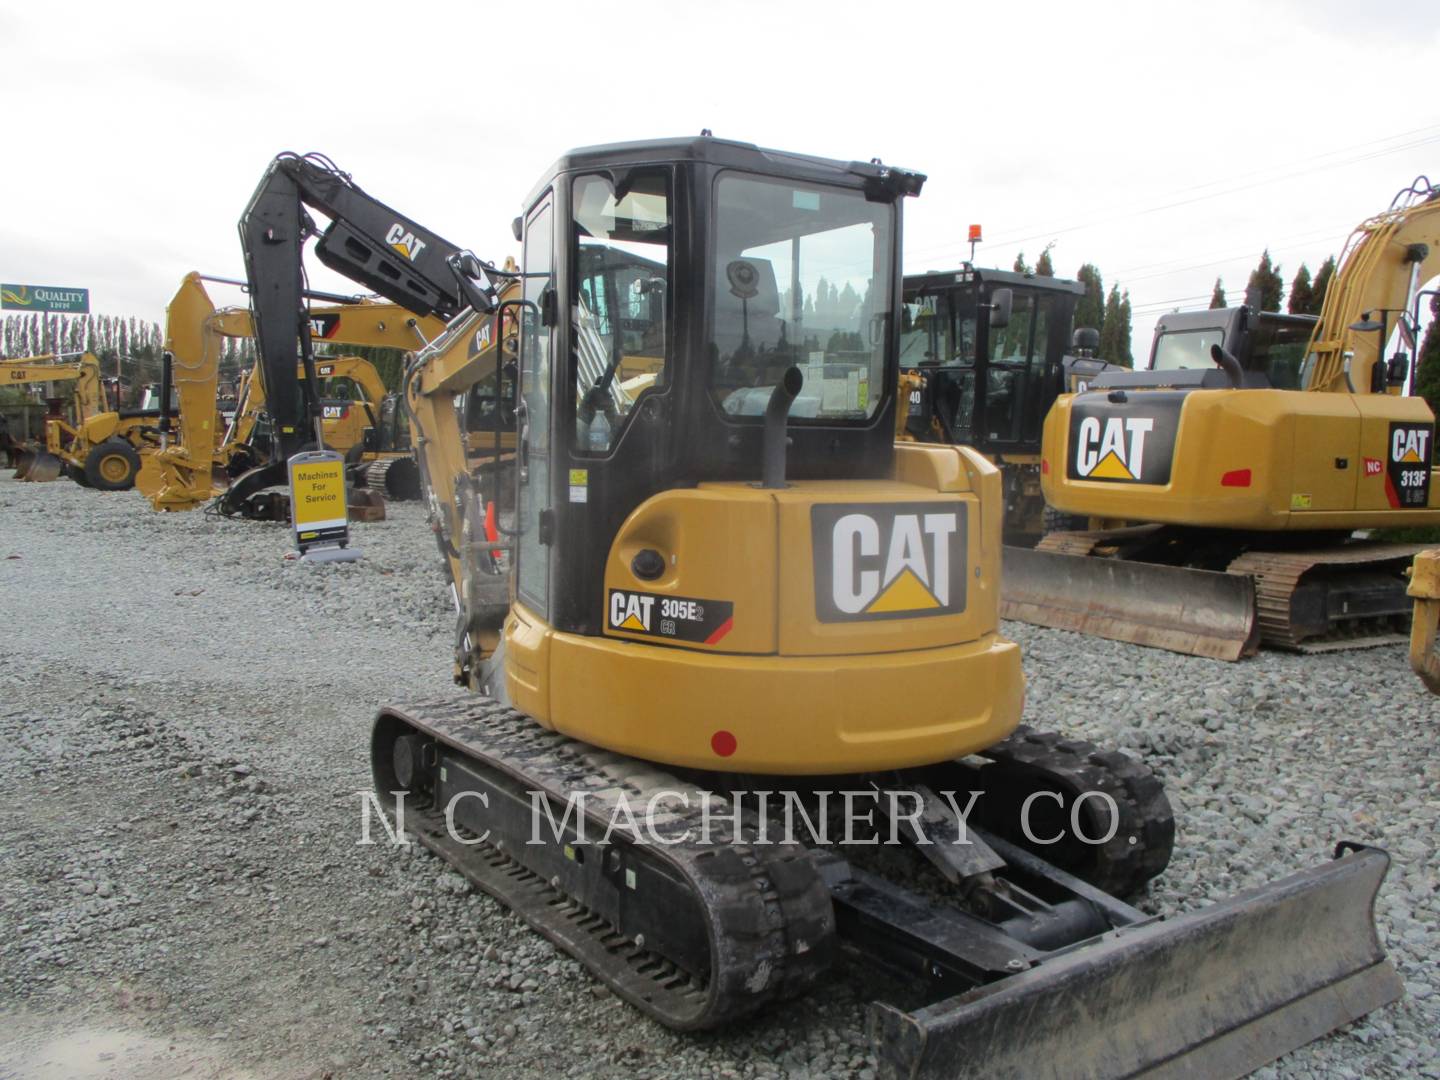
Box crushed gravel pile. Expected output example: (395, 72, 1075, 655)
(0, 473, 1435, 1079)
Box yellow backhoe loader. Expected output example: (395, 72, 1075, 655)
(1007, 179, 1440, 659)
(1, 352, 117, 483)
(337, 136, 1401, 1078)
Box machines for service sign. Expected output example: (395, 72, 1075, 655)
(287, 450, 352, 558)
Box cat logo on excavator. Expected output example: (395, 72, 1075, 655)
(1387, 422, 1434, 508)
(811, 502, 967, 622)
(385, 223, 428, 262)
(1065, 392, 1183, 486)
(1075, 416, 1153, 480)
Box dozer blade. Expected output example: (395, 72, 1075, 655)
(1001, 546, 1259, 661)
(871, 845, 1401, 1080)
(17, 450, 63, 483)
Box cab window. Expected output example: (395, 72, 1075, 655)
(572, 169, 671, 454)
(900, 294, 951, 366)
(1152, 328, 1226, 371)
(709, 172, 893, 423)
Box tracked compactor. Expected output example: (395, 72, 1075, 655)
(352, 136, 1403, 1077)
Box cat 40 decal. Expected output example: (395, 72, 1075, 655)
(1066, 391, 1184, 485)
(811, 502, 967, 622)
(607, 589, 734, 645)
(1386, 422, 1433, 509)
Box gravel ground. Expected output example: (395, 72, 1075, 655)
(0, 472, 1435, 1079)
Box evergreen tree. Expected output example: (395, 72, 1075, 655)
(1116, 290, 1134, 367)
(1035, 243, 1055, 278)
(1310, 255, 1337, 315)
(1246, 249, 1285, 311)
(1416, 293, 1440, 458)
(1099, 285, 1129, 366)
(1210, 277, 1227, 309)
(1013, 252, 1030, 274)
(1074, 264, 1105, 333)
(1287, 264, 1314, 315)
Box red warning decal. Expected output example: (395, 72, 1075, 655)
(1363, 457, 1383, 477)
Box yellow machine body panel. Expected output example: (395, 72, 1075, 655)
(1042, 386, 1440, 530)
(502, 443, 1022, 774)
(1411, 549, 1440, 694)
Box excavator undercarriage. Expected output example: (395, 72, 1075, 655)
(1007, 526, 1428, 659)
(374, 698, 1400, 1079)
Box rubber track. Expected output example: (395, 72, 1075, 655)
(958, 724, 1175, 897)
(363, 456, 421, 501)
(1227, 544, 1426, 651)
(375, 696, 835, 1031)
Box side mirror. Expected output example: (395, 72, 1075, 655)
(989, 288, 1012, 330)
(511, 216, 523, 243)
(448, 251, 497, 315)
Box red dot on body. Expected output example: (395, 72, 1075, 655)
(711, 730, 737, 757)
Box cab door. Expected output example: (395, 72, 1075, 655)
(515, 198, 555, 618)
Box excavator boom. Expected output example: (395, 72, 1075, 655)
(222, 152, 493, 517)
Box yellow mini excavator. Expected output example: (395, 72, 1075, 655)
(1008, 179, 1440, 659)
(354, 136, 1402, 1078)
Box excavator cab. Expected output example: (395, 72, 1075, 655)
(488, 137, 1025, 773)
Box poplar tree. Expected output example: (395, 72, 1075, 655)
(1288, 264, 1314, 315)
(1416, 293, 1440, 457)
(1036, 243, 1055, 277)
(1311, 255, 1337, 314)
(1210, 278, 1227, 309)
(1099, 285, 1134, 366)
(1246, 250, 1285, 311)
(1074, 264, 1105, 334)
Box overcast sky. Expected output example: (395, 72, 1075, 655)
(2, 0, 1437, 360)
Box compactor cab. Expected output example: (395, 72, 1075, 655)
(491, 136, 1024, 773)
(898, 268, 1113, 536)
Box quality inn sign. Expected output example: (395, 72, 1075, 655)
(1, 284, 90, 314)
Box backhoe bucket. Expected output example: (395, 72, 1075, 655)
(16, 448, 63, 483)
(1001, 546, 1259, 661)
(871, 846, 1401, 1080)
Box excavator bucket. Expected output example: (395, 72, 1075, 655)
(871, 845, 1401, 1080)
(1001, 546, 1259, 661)
(15, 447, 63, 483)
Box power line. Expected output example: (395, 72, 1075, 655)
(905, 123, 1440, 264)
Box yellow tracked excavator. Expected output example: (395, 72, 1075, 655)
(1008, 179, 1440, 659)
(221, 353, 422, 500)
(338, 136, 1404, 1078)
